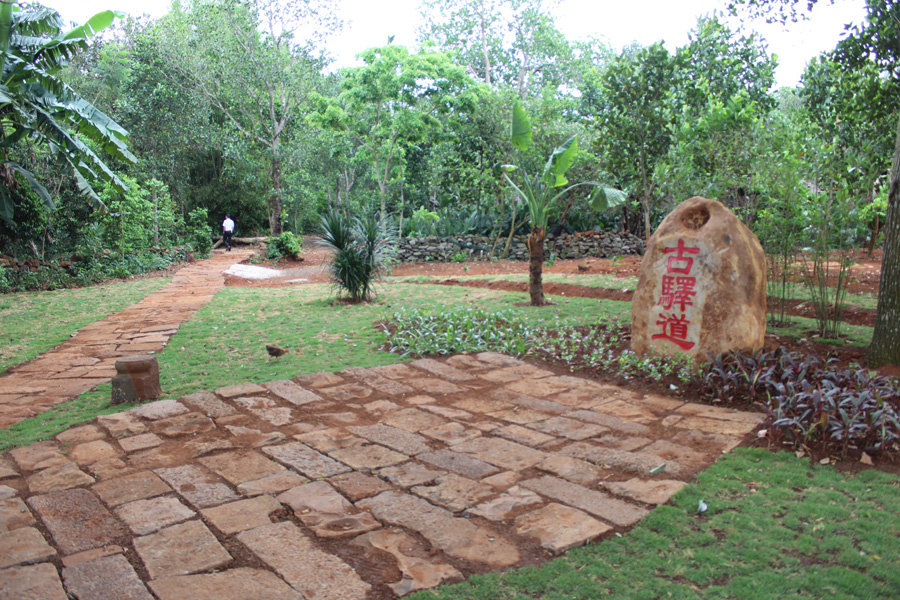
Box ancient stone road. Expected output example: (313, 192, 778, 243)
(0, 249, 255, 429)
(0, 353, 761, 599)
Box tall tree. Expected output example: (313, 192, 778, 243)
(582, 42, 674, 239)
(418, 0, 572, 96)
(309, 45, 480, 224)
(159, 0, 337, 235)
(730, 0, 900, 367)
(0, 4, 136, 223)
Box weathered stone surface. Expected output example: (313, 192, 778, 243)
(277, 481, 352, 515)
(180, 391, 236, 418)
(453, 437, 546, 471)
(116, 496, 195, 535)
(10, 441, 67, 471)
(237, 522, 370, 600)
(482, 471, 521, 489)
(112, 356, 162, 405)
(319, 383, 373, 401)
(406, 378, 468, 395)
(468, 485, 543, 521)
(149, 568, 303, 600)
(330, 444, 408, 470)
(539, 455, 603, 486)
(294, 428, 365, 453)
(493, 424, 555, 447)
(216, 383, 265, 398)
(86, 458, 134, 480)
(515, 503, 610, 553)
(69, 440, 120, 465)
(0, 526, 56, 568)
(97, 413, 148, 438)
(61, 546, 124, 568)
(234, 396, 295, 426)
(561, 442, 681, 476)
(263, 380, 324, 406)
(262, 442, 351, 478)
(344, 369, 414, 395)
(304, 511, 382, 539)
(603, 477, 688, 505)
(595, 434, 653, 452)
(379, 462, 445, 487)
(520, 475, 648, 527)
(328, 471, 393, 501)
(490, 388, 569, 414)
(201, 495, 281, 534)
(155, 464, 239, 508)
(672, 415, 758, 436)
(0, 562, 68, 600)
(422, 422, 481, 445)
(198, 450, 284, 485)
(531, 416, 608, 440)
(349, 424, 432, 455)
(295, 371, 346, 388)
(641, 440, 709, 471)
(592, 400, 658, 424)
(26, 462, 94, 493)
(237, 471, 307, 497)
(0, 455, 17, 479)
(411, 474, 495, 512)
(92, 470, 171, 506)
(130, 400, 188, 421)
(453, 397, 511, 413)
(118, 433, 163, 453)
(0, 484, 15, 499)
(418, 450, 499, 479)
(28, 489, 126, 554)
(134, 520, 232, 579)
(225, 425, 286, 447)
(383, 408, 447, 432)
(408, 358, 475, 382)
(489, 408, 553, 424)
(153, 412, 216, 437)
(357, 491, 519, 567)
(631, 197, 766, 362)
(565, 410, 652, 436)
(63, 553, 154, 600)
(353, 529, 461, 596)
(56, 425, 105, 445)
(0, 498, 35, 532)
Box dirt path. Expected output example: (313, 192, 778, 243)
(0, 249, 254, 429)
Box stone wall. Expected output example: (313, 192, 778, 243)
(396, 231, 644, 263)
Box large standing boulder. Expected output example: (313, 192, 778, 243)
(631, 197, 766, 362)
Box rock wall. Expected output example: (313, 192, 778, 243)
(396, 231, 644, 263)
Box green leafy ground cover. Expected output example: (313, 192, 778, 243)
(411, 449, 900, 600)
(0, 277, 170, 374)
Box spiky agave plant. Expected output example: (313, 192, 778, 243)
(319, 210, 394, 302)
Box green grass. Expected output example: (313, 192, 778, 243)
(768, 315, 873, 348)
(0, 277, 170, 374)
(410, 448, 900, 600)
(0, 282, 622, 450)
(389, 272, 639, 291)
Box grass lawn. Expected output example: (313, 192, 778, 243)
(0, 282, 625, 450)
(0, 277, 170, 374)
(411, 448, 900, 600)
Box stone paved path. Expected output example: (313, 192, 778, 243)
(0, 249, 255, 429)
(0, 353, 761, 599)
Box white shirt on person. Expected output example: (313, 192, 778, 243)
(223, 218, 234, 232)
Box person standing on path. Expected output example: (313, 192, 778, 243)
(222, 214, 235, 251)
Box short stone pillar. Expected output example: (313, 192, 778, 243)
(631, 197, 766, 363)
(111, 355, 162, 405)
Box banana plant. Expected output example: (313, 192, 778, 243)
(0, 4, 135, 224)
(501, 101, 626, 305)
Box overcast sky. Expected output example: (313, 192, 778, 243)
(46, 0, 866, 88)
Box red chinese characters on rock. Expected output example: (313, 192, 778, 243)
(653, 239, 699, 351)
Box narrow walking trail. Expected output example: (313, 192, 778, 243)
(0, 249, 254, 429)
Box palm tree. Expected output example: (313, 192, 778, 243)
(0, 2, 136, 224)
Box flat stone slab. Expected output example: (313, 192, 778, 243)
(0, 562, 68, 600)
(92, 470, 171, 506)
(353, 529, 462, 596)
(237, 471, 308, 497)
(328, 471, 392, 501)
(130, 400, 189, 421)
(358, 491, 519, 567)
(349, 424, 432, 455)
(119, 433, 163, 453)
(69, 440, 121, 465)
(62, 553, 154, 600)
(198, 450, 284, 485)
(155, 464, 240, 508)
(0, 526, 56, 568)
(179, 391, 236, 418)
(515, 503, 611, 553)
(116, 496, 195, 535)
(412, 474, 495, 512)
(329, 444, 408, 470)
(379, 462, 446, 487)
(133, 520, 232, 579)
(10, 441, 68, 472)
(201, 495, 281, 534)
(26, 462, 94, 494)
(418, 449, 499, 479)
(153, 412, 216, 437)
(603, 477, 688, 505)
(383, 408, 448, 432)
(263, 380, 324, 406)
(27, 489, 126, 554)
(0, 497, 35, 532)
(468, 485, 544, 521)
(237, 522, 370, 600)
(521, 475, 649, 527)
(149, 568, 303, 600)
(262, 442, 351, 478)
(453, 437, 547, 471)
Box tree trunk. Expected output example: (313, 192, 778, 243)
(152, 188, 159, 247)
(528, 227, 545, 306)
(269, 154, 284, 235)
(867, 113, 900, 367)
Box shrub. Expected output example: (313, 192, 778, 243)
(319, 210, 394, 302)
(267, 231, 302, 260)
(187, 207, 213, 258)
